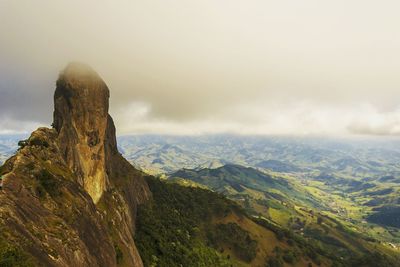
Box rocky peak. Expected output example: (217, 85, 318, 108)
(0, 63, 151, 267)
(53, 62, 115, 203)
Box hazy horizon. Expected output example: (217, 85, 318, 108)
(1, 1, 400, 136)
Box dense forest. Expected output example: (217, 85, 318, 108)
(135, 176, 250, 267)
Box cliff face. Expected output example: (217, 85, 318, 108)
(53, 63, 111, 203)
(0, 63, 151, 267)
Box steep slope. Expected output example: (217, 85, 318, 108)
(169, 165, 400, 266)
(135, 177, 330, 267)
(136, 177, 399, 267)
(0, 63, 150, 267)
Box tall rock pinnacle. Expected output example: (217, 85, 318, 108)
(0, 62, 150, 266)
(53, 62, 116, 203)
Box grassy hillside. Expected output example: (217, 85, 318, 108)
(171, 164, 321, 208)
(168, 165, 400, 266)
(114, 134, 400, 248)
(135, 176, 399, 267)
(135, 176, 342, 267)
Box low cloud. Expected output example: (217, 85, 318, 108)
(347, 107, 400, 136)
(1, 1, 400, 136)
(0, 116, 44, 135)
(115, 100, 400, 136)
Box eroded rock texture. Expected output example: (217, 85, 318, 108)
(53, 63, 111, 203)
(0, 63, 151, 267)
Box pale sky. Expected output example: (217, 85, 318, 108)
(1, 0, 400, 136)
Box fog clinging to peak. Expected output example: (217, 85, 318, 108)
(1, 0, 400, 136)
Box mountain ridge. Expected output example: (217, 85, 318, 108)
(0, 63, 150, 267)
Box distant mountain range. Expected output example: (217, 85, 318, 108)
(3, 134, 400, 175)
(2, 133, 400, 264)
(115, 134, 400, 176)
(118, 135, 400, 252)
(0, 134, 27, 165)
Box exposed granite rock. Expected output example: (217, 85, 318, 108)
(0, 128, 116, 266)
(53, 62, 112, 203)
(0, 63, 151, 267)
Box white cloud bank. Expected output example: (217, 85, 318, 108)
(1, 1, 400, 137)
(114, 101, 400, 136)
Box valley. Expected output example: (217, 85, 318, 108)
(3, 1, 400, 266)
(118, 135, 400, 252)
(1, 133, 400, 266)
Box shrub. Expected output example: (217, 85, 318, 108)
(0, 237, 35, 267)
(114, 244, 123, 264)
(266, 257, 283, 267)
(17, 140, 28, 149)
(282, 250, 296, 264)
(208, 223, 257, 262)
(37, 169, 60, 197)
(29, 137, 49, 148)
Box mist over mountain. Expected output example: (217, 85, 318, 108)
(2, 1, 400, 136)
(2, 1, 400, 266)
(0, 62, 399, 267)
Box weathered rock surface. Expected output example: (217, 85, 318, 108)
(0, 63, 151, 267)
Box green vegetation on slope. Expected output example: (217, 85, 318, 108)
(0, 234, 36, 267)
(367, 206, 400, 228)
(208, 222, 257, 262)
(135, 176, 249, 267)
(171, 164, 321, 209)
(135, 176, 398, 267)
(169, 165, 400, 266)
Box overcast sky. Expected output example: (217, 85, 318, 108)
(1, 0, 400, 136)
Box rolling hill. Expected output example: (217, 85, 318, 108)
(169, 164, 400, 266)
